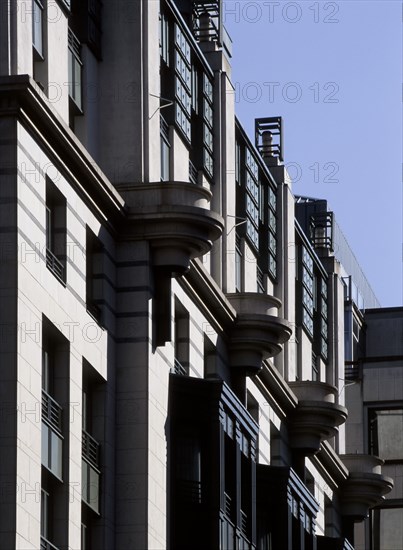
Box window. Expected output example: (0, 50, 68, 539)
(203, 335, 217, 378)
(369, 408, 403, 461)
(312, 352, 318, 381)
(68, 28, 83, 113)
(160, 116, 170, 182)
(202, 74, 214, 178)
(42, 349, 63, 480)
(257, 266, 265, 293)
(235, 142, 241, 185)
(159, 12, 170, 65)
(173, 299, 189, 375)
(245, 148, 260, 250)
(235, 235, 242, 292)
(45, 179, 66, 283)
(169, 377, 258, 549)
(82, 361, 103, 515)
(41, 489, 52, 546)
(191, 66, 198, 112)
(81, 523, 89, 550)
(86, 228, 104, 323)
(174, 24, 191, 141)
(318, 277, 328, 360)
(268, 185, 277, 279)
(33, 0, 44, 58)
(301, 246, 314, 337)
(41, 319, 69, 549)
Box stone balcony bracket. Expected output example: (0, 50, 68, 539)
(226, 293, 292, 376)
(288, 381, 348, 455)
(120, 181, 224, 274)
(339, 454, 394, 521)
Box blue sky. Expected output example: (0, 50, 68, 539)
(224, 0, 402, 307)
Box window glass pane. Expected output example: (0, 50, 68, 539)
(45, 207, 52, 251)
(41, 490, 48, 538)
(89, 466, 100, 512)
(41, 423, 49, 468)
(235, 247, 242, 291)
(74, 59, 82, 108)
(33, 0, 43, 56)
(82, 459, 89, 501)
(161, 137, 170, 181)
(51, 430, 63, 479)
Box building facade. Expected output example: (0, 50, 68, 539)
(0, 1, 398, 549)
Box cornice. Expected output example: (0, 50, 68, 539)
(0, 75, 125, 231)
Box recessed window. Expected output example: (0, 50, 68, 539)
(301, 245, 314, 337)
(173, 299, 190, 375)
(235, 235, 242, 292)
(160, 116, 171, 182)
(159, 13, 170, 65)
(174, 24, 191, 142)
(33, 0, 44, 58)
(68, 28, 83, 114)
(46, 179, 66, 284)
(86, 227, 104, 324)
(41, 489, 51, 545)
(42, 349, 63, 481)
(82, 360, 104, 516)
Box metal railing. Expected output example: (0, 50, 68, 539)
(46, 248, 65, 282)
(189, 160, 198, 184)
(82, 429, 100, 470)
(240, 509, 248, 536)
(192, 1, 222, 44)
(343, 539, 355, 550)
(171, 358, 187, 376)
(223, 492, 232, 517)
(160, 115, 170, 142)
(257, 266, 265, 293)
(310, 211, 334, 251)
(42, 390, 62, 433)
(40, 536, 59, 550)
(178, 479, 202, 503)
(255, 117, 283, 162)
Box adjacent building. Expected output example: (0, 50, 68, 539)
(0, 1, 399, 549)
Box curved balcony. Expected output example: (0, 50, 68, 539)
(288, 381, 348, 455)
(339, 454, 393, 521)
(226, 293, 292, 376)
(122, 181, 224, 274)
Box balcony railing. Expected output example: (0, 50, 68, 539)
(223, 491, 232, 517)
(46, 248, 65, 283)
(178, 479, 202, 503)
(192, 1, 222, 44)
(40, 536, 59, 550)
(82, 429, 100, 469)
(189, 159, 198, 184)
(171, 358, 187, 376)
(255, 117, 283, 162)
(310, 211, 334, 250)
(42, 390, 62, 433)
(240, 510, 248, 536)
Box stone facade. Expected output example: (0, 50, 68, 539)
(0, 1, 399, 549)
